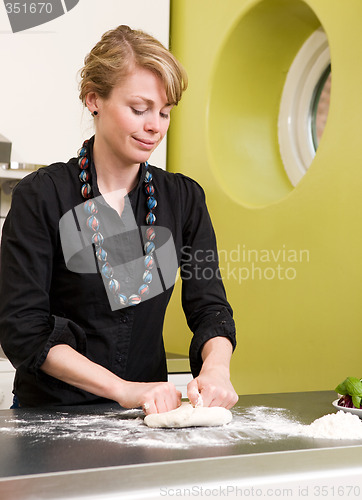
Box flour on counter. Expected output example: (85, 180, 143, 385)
(237, 406, 362, 441)
(1, 406, 362, 448)
(301, 410, 362, 439)
(241, 406, 362, 441)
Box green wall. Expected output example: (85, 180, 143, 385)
(163, 0, 362, 394)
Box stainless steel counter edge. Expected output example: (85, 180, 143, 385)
(1, 445, 362, 500)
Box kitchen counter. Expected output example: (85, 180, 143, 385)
(0, 391, 361, 499)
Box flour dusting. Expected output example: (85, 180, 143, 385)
(301, 410, 362, 439)
(1, 406, 362, 448)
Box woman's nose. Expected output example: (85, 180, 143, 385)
(145, 112, 160, 133)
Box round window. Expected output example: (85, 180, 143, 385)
(278, 28, 331, 186)
(311, 64, 331, 151)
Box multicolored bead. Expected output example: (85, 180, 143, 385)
(79, 170, 89, 183)
(145, 184, 155, 196)
(96, 247, 107, 261)
(78, 156, 89, 169)
(147, 197, 157, 210)
(117, 294, 128, 306)
(143, 270, 152, 283)
(77, 146, 87, 157)
(81, 183, 92, 199)
(101, 262, 114, 279)
(91, 232, 104, 246)
(144, 255, 154, 269)
(108, 278, 120, 294)
(138, 284, 149, 296)
(83, 199, 98, 215)
(86, 215, 99, 231)
(128, 294, 141, 306)
(146, 227, 156, 241)
(144, 170, 152, 183)
(144, 241, 155, 255)
(146, 212, 156, 225)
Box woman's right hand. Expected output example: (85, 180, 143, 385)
(117, 380, 182, 414)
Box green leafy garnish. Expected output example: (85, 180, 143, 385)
(335, 376, 362, 409)
(352, 395, 362, 408)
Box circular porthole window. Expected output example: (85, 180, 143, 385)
(278, 27, 331, 186)
(311, 64, 331, 151)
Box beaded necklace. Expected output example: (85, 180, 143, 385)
(77, 139, 157, 307)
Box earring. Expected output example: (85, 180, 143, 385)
(92, 111, 98, 117)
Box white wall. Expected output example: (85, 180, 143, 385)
(0, 0, 170, 400)
(0, 0, 170, 168)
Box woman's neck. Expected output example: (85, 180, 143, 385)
(92, 138, 141, 216)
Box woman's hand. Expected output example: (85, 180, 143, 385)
(187, 367, 238, 409)
(118, 380, 182, 415)
(186, 336, 238, 409)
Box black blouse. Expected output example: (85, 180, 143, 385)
(0, 137, 236, 407)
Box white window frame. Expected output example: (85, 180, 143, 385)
(278, 28, 330, 186)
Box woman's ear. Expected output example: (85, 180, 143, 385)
(85, 92, 99, 115)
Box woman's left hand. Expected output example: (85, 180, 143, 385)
(186, 336, 238, 409)
(187, 367, 238, 409)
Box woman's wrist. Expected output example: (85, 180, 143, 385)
(200, 337, 233, 375)
(200, 361, 230, 379)
(102, 375, 130, 406)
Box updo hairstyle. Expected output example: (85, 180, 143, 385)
(79, 25, 188, 106)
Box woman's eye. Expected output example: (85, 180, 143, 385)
(131, 108, 146, 116)
(160, 112, 169, 119)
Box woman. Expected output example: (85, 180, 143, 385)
(0, 25, 237, 413)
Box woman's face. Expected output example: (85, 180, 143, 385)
(91, 66, 173, 169)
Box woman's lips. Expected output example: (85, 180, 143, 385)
(133, 137, 156, 150)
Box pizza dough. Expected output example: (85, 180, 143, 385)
(144, 402, 233, 428)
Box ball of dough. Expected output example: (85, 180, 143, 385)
(144, 402, 233, 428)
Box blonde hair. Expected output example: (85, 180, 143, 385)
(79, 25, 188, 106)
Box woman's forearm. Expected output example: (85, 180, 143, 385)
(200, 336, 233, 373)
(40, 344, 126, 402)
(40, 344, 181, 413)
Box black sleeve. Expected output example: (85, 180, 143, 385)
(177, 175, 236, 376)
(0, 169, 87, 375)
